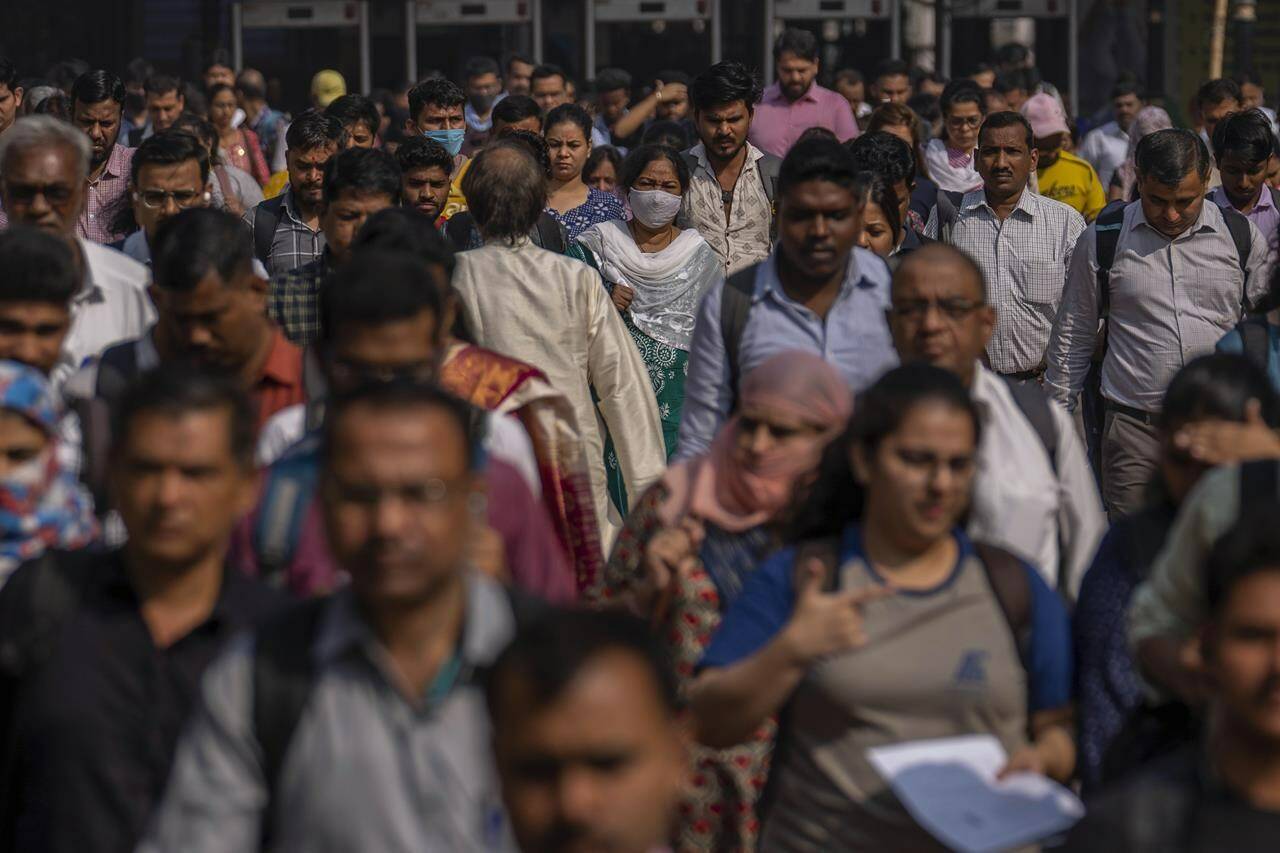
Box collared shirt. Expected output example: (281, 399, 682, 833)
(251, 327, 307, 432)
(1077, 120, 1129, 189)
(1210, 185, 1280, 260)
(241, 189, 325, 277)
(747, 82, 859, 158)
(57, 238, 156, 390)
(968, 364, 1106, 596)
(1036, 150, 1107, 222)
(676, 247, 898, 460)
(0, 550, 283, 853)
(926, 187, 1086, 374)
(678, 142, 774, 276)
(1045, 200, 1272, 412)
(139, 576, 521, 853)
(77, 143, 135, 244)
(268, 252, 332, 345)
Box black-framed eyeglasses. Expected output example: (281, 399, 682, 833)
(890, 298, 984, 321)
(133, 189, 208, 210)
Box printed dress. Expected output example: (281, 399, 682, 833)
(548, 186, 627, 241)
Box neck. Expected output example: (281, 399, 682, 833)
(88, 152, 110, 182)
(549, 174, 584, 194)
(360, 572, 468, 700)
(705, 143, 748, 175)
(293, 194, 323, 223)
(244, 101, 265, 123)
(959, 359, 980, 389)
(985, 183, 1025, 220)
(123, 543, 227, 648)
(776, 246, 847, 308)
(861, 517, 957, 588)
(237, 319, 277, 387)
(1213, 714, 1280, 811)
(1235, 186, 1265, 215)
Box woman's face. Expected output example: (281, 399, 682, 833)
(209, 90, 238, 130)
(733, 404, 824, 469)
(631, 156, 683, 198)
(545, 121, 590, 183)
(0, 410, 49, 480)
(853, 400, 976, 548)
(944, 101, 983, 152)
(586, 158, 618, 194)
(857, 200, 896, 258)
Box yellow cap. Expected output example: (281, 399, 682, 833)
(311, 69, 347, 107)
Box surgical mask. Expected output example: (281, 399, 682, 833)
(628, 188, 683, 229)
(423, 128, 465, 158)
(468, 93, 497, 114)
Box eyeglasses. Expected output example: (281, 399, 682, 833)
(3, 182, 75, 205)
(334, 477, 457, 510)
(946, 115, 983, 129)
(325, 357, 437, 389)
(891, 298, 984, 321)
(132, 189, 209, 210)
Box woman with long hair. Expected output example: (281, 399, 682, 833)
(207, 83, 270, 187)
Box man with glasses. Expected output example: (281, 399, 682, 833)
(889, 242, 1105, 596)
(926, 111, 1085, 384)
(120, 131, 212, 265)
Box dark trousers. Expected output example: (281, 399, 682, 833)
(1102, 406, 1161, 521)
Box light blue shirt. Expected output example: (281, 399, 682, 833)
(675, 247, 898, 460)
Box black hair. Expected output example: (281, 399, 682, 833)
(834, 68, 864, 86)
(486, 608, 680, 720)
(909, 93, 942, 127)
(492, 94, 542, 128)
(788, 363, 981, 542)
(505, 53, 535, 73)
(203, 48, 232, 74)
(111, 361, 256, 469)
(875, 59, 911, 81)
(798, 126, 839, 145)
(530, 64, 567, 87)
(778, 136, 860, 197)
(463, 56, 500, 82)
(323, 379, 477, 472)
(205, 82, 235, 104)
(583, 145, 624, 184)
(70, 69, 125, 107)
(1206, 502, 1280, 613)
(1211, 108, 1277, 168)
(408, 78, 465, 121)
(656, 69, 690, 88)
(319, 248, 444, 344)
(1160, 353, 1280, 433)
(394, 135, 454, 176)
(595, 67, 631, 94)
(0, 225, 78, 306)
(543, 103, 593, 142)
(168, 113, 219, 162)
(502, 129, 552, 179)
(995, 43, 1031, 68)
(323, 146, 402, 205)
(350, 207, 457, 276)
(1198, 77, 1243, 109)
(131, 129, 211, 186)
(182, 83, 208, 118)
(639, 120, 690, 151)
(993, 69, 1029, 95)
(1135, 127, 1212, 186)
(846, 130, 916, 189)
(940, 79, 986, 116)
(620, 144, 690, 193)
(285, 108, 347, 152)
(234, 71, 265, 102)
(143, 74, 183, 97)
(690, 61, 763, 114)
(773, 28, 819, 63)
(462, 140, 546, 243)
(325, 94, 381, 138)
(978, 110, 1034, 150)
(1111, 79, 1146, 101)
(152, 208, 253, 293)
(0, 60, 17, 92)
(1234, 70, 1264, 89)
(858, 171, 902, 246)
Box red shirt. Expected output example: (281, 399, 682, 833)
(252, 328, 306, 432)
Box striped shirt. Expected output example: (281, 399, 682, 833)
(241, 189, 325, 277)
(926, 188, 1086, 374)
(77, 144, 134, 244)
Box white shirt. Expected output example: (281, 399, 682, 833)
(967, 364, 1106, 597)
(58, 239, 155, 389)
(1077, 120, 1129, 189)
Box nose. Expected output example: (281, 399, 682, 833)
(748, 422, 775, 455)
(184, 323, 214, 351)
(12, 334, 44, 366)
(155, 468, 185, 509)
(373, 494, 409, 539)
(556, 768, 599, 827)
(857, 229, 872, 250)
(811, 214, 831, 239)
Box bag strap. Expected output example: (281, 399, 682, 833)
(1239, 459, 1280, 506)
(756, 152, 781, 207)
(720, 265, 758, 412)
(534, 213, 567, 254)
(973, 542, 1033, 676)
(934, 190, 964, 244)
(1220, 206, 1253, 310)
(252, 195, 286, 267)
(1093, 200, 1130, 320)
(1238, 316, 1271, 374)
(213, 165, 236, 208)
(1001, 376, 1059, 475)
(252, 450, 321, 589)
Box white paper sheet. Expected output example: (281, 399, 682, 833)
(867, 734, 1085, 853)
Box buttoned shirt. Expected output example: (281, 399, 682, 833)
(76, 143, 135, 244)
(1210, 185, 1280, 260)
(1077, 120, 1129, 189)
(968, 363, 1106, 596)
(268, 252, 332, 345)
(926, 187, 1086, 374)
(676, 247, 898, 460)
(57, 238, 156, 389)
(139, 576, 520, 853)
(747, 82, 859, 158)
(1045, 200, 1272, 412)
(678, 142, 774, 276)
(241, 189, 325, 277)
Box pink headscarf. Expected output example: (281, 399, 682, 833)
(659, 352, 854, 533)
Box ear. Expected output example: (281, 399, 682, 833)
(850, 442, 873, 485)
(977, 304, 997, 347)
(1029, 146, 1039, 170)
(404, 117, 416, 136)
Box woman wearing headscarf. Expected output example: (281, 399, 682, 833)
(592, 351, 854, 852)
(1108, 106, 1173, 202)
(0, 361, 97, 585)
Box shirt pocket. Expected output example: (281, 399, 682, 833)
(1186, 267, 1245, 326)
(1015, 253, 1066, 307)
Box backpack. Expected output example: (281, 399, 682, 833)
(251, 195, 287, 268)
(1234, 314, 1272, 374)
(73, 341, 146, 512)
(931, 190, 968, 244)
(718, 264, 758, 410)
(680, 149, 781, 221)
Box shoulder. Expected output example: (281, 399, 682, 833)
(1033, 191, 1086, 221)
(851, 246, 892, 289)
(80, 239, 148, 290)
(257, 404, 307, 466)
(1059, 151, 1101, 177)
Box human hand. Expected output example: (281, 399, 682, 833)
(780, 557, 893, 665)
(1173, 400, 1280, 465)
(612, 284, 635, 312)
(633, 520, 704, 622)
(657, 81, 688, 105)
(997, 745, 1046, 780)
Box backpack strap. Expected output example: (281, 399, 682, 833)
(252, 195, 286, 268)
(1001, 376, 1059, 475)
(1093, 200, 1130, 320)
(720, 265, 758, 412)
(1239, 459, 1280, 506)
(1220, 206, 1254, 310)
(252, 448, 321, 589)
(78, 341, 143, 510)
(972, 541, 1033, 677)
(534, 213, 568, 254)
(934, 190, 964, 244)
(1237, 315, 1271, 374)
(756, 152, 781, 207)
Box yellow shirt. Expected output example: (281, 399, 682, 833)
(443, 157, 471, 219)
(1037, 150, 1106, 222)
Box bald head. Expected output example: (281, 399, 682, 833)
(462, 141, 546, 242)
(892, 243, 986, 303)
(235, 68, 268, 102)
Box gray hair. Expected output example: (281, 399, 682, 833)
(0, 115, 92, 181)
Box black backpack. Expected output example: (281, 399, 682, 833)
(251, 195, 287, 268)
(1233, 314, 1272, 374)
(680, 148, 781, 237)
(930, 190, 968, 244)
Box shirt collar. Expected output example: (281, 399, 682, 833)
(1214, 184, 1277, 212)
(100, 549, 252, 629)
(259, 327, 304, 389)
(763, 81, 817, 105)
(88, 144, 131, 186)
(691, 141, 764, 176)
(759, 248, 869, 302)
(73, 238, 106, 306)
(1130, 195, 1218, 239)
(964, 186, 1037, 219)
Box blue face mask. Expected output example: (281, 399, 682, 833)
(424, 128, 465, 157)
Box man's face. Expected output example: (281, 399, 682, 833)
(598, 88, 629, 125)
(147, 89, 185, 132)
(978, 124, 1037, 197)
(73, 99, 123, 169)
(1004, 87, 1029, 112)
(132, 159, 209, 245)
(0, 144, 84, 237)
(321, 190, 395, 265)
(531, 75, 569, 114)
(875, 73, 911, 105)
(777, 51, 819, 102)
(506, 60, 535, 96)
(1219, 152, 1269, 211)
(493, 115, 543, 137)
(971, 69, 996, 89)
(655, 83, 689, 121)
(286, 143, 338, 207)
(321, 402, 475, 608)
(112, 407, 256, 571)
(1242, 81, 1266, 111)
(889, 254, 994, 379)
(1033, 132, 1065, 168)
(403, 165, 451, 220)
(1113, 93, 1143, 132)
(944, 101, 983, 151)
(326, 310, 441, 393)
(1202, 97, 1242, 140)
(468, 72, 502, 108)
(1205, 570, 1280, 743)
(493, 651, 688, 853)
(409, 101, 465, 133)
(0, 302, 71, 375)
(694, 101, 752, 162)
(1138, 169, 1208, 238)
(836, 78, 865, 106)
(204, 64, 236, 91)
(151, 268, 267, 370)
(343, 120, 376, 149)
(0, 83, 23, 135)
(777, 180, 862, 281)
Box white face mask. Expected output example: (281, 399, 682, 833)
(628, 188, 683, 229)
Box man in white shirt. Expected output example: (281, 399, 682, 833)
(1078, 80, 1143, 189)
(0, 114, 154, 388)
(889, 242, 1105, 596)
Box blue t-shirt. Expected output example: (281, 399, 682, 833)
(1216, 321, 1280, 391)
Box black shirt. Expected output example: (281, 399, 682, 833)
(0, 549, 285, 853)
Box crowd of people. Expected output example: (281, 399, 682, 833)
(0, 26, 1279, 853)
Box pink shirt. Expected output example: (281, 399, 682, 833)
(747, 82, 859, 159)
